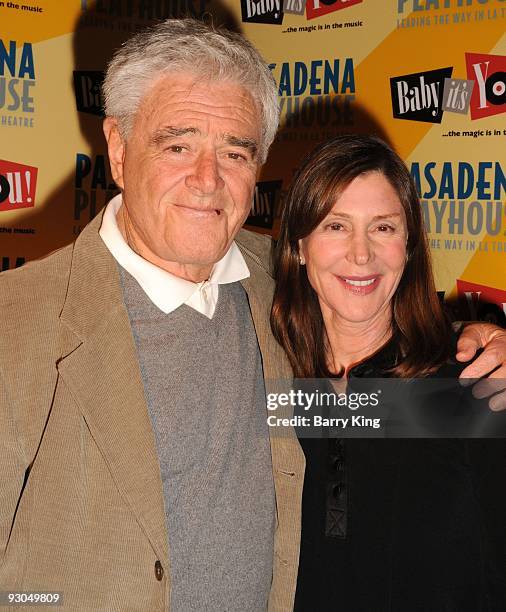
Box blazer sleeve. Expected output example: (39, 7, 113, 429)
(0, 366, 27, 565)
(467, 439, 506, 610)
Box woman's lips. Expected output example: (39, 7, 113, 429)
(335, 275, 380, 295)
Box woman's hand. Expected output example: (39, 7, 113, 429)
(457, 323, 506, 411)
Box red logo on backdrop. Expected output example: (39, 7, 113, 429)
(0, 160, 37, 212)
(456, 279, 506, 322)
(306, 0, 363, 20)
(465, 52, 506, 120)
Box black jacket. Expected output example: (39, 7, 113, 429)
(295, 341, 506, 612)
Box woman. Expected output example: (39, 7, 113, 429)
(271, 135, 505, 611)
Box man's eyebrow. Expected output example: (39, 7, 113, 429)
(150, 127, 259, 158)
(224, 133, 258, 157)
(151, 126, 200, 145)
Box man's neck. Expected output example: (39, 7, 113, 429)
(117, 205, 212, 283)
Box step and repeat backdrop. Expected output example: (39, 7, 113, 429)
(0, 0, 504, 321)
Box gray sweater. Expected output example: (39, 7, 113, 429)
(119, 265, 275, 611)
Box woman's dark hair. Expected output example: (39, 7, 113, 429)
(271, 134, 453, 378)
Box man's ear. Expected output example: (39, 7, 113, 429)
(103, 117, 126, 190)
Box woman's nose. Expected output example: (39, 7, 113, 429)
(346, 231, 372, 265)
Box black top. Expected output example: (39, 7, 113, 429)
(294, 340, 506, 612)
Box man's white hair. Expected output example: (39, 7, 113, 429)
(102, 18, 279, 163)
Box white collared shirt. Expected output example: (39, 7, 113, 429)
(99, 194, 250, 319)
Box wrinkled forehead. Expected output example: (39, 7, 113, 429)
(135, 70, 262, 125)
(317, 171, 406, 225)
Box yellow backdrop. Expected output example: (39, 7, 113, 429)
(0, 0, 504, 322)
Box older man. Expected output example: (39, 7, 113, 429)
(1, 19, 505, 612)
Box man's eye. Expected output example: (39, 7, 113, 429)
(227, 152, 246, 161)
(168, 145, 184, 153)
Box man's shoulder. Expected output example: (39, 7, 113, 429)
(0, 243, 74, 319)
(235, 229, 274, 276)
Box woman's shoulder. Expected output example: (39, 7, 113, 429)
(348, 327, 478, 379)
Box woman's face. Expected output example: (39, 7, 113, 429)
(299, 172, 408, 329)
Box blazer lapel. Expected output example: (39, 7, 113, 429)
(239, 239, 305, 602)
(239, 252, 305, 470)
(57, 213, 169, 567)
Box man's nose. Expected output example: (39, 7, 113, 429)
(346, 231, 373, 265)
(185, 151, 225, 194)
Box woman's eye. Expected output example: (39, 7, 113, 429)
(376, 224, 394, 232)
(329, 223, 344, 231)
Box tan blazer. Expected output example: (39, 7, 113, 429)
(0, 212, 305, 611)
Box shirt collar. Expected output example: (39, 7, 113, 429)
(98, 193, 250, 317)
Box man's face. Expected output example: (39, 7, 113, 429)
(104, 73, 262, 281)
